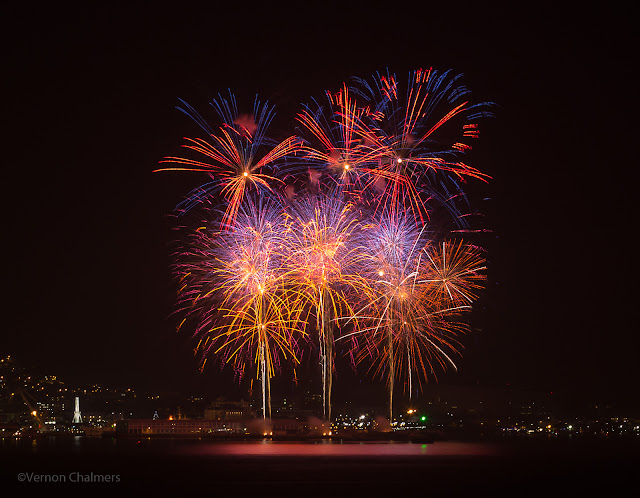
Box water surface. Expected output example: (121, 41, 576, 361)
(2, 436, 637, 495)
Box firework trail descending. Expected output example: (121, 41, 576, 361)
(159, 67, 492, 424)
(173, 195, 306, 419)
(154, 91, 302, 227)
(365, 207, 429, 420)
(337, 208, 487, 420)
(336, 206, 427, 420)
(283, 190, 369, 421)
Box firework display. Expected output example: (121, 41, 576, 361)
(158, 68, 492, 422)
(154, 92, 302, 228)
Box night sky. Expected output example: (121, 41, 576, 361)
(3, 4, 636, 410)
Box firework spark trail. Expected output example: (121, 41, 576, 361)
(174, 195, 307, 419)
(335, 204, 486, 420)
(296, 84, 390, 200)
(352, 206, 430, 420)
(205, 292, 305, 419)
(422, 240, 487, 306)
(154, 91, 302, 227)
(283, 190, 370, 421)
(350, 68, 494, 221)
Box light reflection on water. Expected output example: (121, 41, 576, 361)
(1, 437, 504, 459)
(177, 440, 503, 457)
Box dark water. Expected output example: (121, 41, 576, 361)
(2, 436, 638, 496)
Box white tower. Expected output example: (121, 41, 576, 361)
(72, 396, 82, 423)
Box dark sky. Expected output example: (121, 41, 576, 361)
(3, 4, 636, 409)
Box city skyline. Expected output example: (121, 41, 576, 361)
(4, 353, 638, 440)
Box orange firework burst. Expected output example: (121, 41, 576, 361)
(337, 208, 486, 420)
(297, 84, 387, 198)
(283, 191, 370, 421)
(350, 68, 493, 220)
(422, 240, 487, 306)
(155, 93, 302, 227)
(175, 195, 306, 419)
